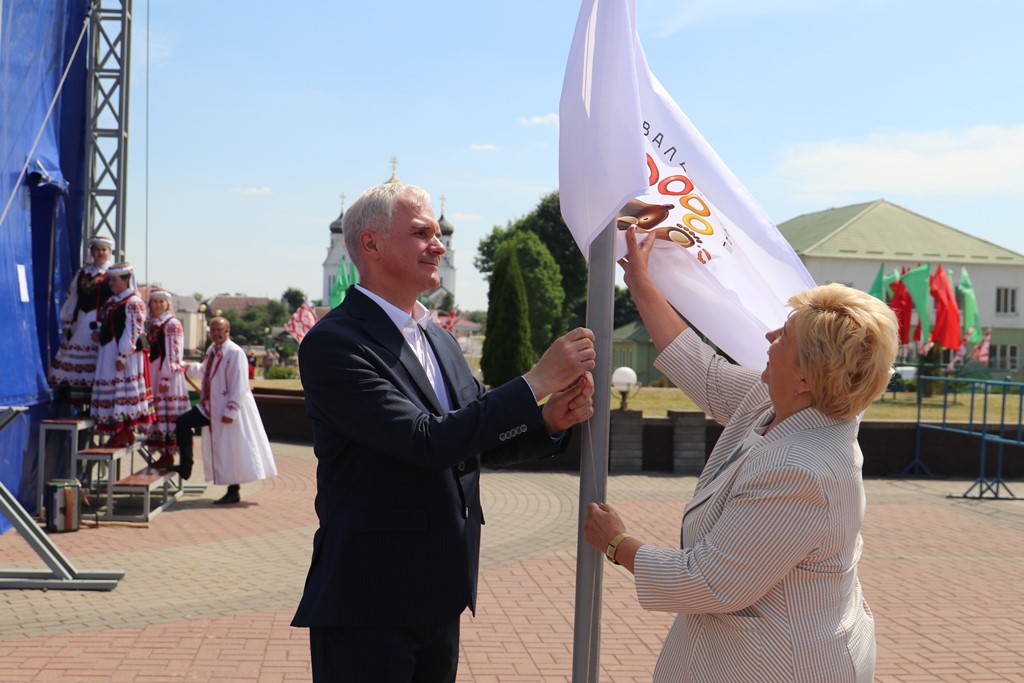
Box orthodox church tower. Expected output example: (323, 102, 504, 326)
(321, 194, 349, 303)
(434, 194, 457, 305)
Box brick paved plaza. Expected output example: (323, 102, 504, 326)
(1, 441, 1023, 682)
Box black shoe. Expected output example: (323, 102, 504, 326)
(171, 463, 192, 480)
(213, 490, 240, 505)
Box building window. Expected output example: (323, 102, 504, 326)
(991, 344, 1019, 371)
(996, 287, 1017, 315)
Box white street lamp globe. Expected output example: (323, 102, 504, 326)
(611, 366, 638, 393)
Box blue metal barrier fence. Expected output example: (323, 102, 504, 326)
(904, 375, 1022, 499)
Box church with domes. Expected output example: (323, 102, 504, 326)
(321, 162, 457, 307)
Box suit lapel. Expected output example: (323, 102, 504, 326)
(344, 287, 444, 415)
(424, 323, 461, 408)
(397, 334, 444, 415)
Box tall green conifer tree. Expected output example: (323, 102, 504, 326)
(481, 243, 534, 386)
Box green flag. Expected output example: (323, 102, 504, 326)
(883, 268, 900, 293)
(957, 266, 982, 343)
(329, 254, 359, 308)
(900, 263, 932, 344)
(868, 263, 887, 301)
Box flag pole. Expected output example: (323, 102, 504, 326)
(572, 218, 616, 683)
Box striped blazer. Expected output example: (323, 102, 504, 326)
(634, 329, 875, 683)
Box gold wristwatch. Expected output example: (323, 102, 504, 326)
(605, 532, 630, 565)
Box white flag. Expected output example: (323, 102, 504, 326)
(559, 0, 815, 369)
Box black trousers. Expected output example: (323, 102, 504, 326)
(309, 619, 460, 683)
(174, 406, 210, 469)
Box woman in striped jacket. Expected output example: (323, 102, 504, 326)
(585, 225, 898, 683)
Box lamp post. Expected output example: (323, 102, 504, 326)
(611, 366, 640, 410)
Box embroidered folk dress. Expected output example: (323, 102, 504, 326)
(146, 312, 191, 452)
(49, 264, 112, 390)
(90, 291, 155, 434)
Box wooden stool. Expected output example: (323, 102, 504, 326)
(37, 417, 94, 517)
(74, 443, 137, 518)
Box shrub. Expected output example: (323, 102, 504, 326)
(264, 366, 297, 380)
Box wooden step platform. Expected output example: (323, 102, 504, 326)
(109, 468, 183, 523)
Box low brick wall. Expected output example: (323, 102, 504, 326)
(252, 388, 312, 443)
(252, 392, 1022, 479)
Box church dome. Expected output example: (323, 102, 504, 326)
(438, 213, 454, 236)
(329, 209, 344, 234)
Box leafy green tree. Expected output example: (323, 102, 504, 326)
(281, 287, 306, 311)
(473, 225, 511, 275)
(614, 285, 639, 329)
(480, 243, 534, 387)
(512, 192, 587, 330)
(221, 300, 290, 346)
(475, 192, 587, 332)
(476, 228, 565, 355)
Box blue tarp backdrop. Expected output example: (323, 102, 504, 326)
(1, 0, 91, 530)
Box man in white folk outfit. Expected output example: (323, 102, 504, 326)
(172, 317, 278, 504)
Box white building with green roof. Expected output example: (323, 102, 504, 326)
(777, 199, 1024, 377)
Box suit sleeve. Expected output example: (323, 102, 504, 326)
(633, 459, 829, 614)
(655, 328, 763, 427)
(300, 325, 557, 472)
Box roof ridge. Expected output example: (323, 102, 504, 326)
(799, 199, 882, 253)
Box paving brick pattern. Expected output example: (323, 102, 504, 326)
(1, 443, 1022, 681)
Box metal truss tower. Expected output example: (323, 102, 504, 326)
(83, 0, 133, 262)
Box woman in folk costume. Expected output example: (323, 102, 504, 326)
(145, 289, 191, 468)
(49, 235, 115, 404)
(90, 263, 154, 446)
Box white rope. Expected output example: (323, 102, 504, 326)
(0, 9, 92, 233)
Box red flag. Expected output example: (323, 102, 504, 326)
(285, 302, 317, 343)
(888, 268, 913, 345)
(929, 266, 961, 350)
(968, 328, 991, 366)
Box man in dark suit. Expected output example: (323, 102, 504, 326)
(292, 181, 596, 682)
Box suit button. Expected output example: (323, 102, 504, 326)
(457, 461, 465, 471)
(464, 507, 470, 519)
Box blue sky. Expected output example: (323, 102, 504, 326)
(125, 0, 1024, 312)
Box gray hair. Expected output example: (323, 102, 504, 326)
(343, 182, 431, 272)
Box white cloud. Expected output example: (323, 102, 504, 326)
(232, 187, 273, 195)
(519, 113, 559, 126)
(469, 144, 498, 152)
(775, 125, 1024, 204)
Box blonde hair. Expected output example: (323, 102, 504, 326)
(786, 283, 898, 419)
